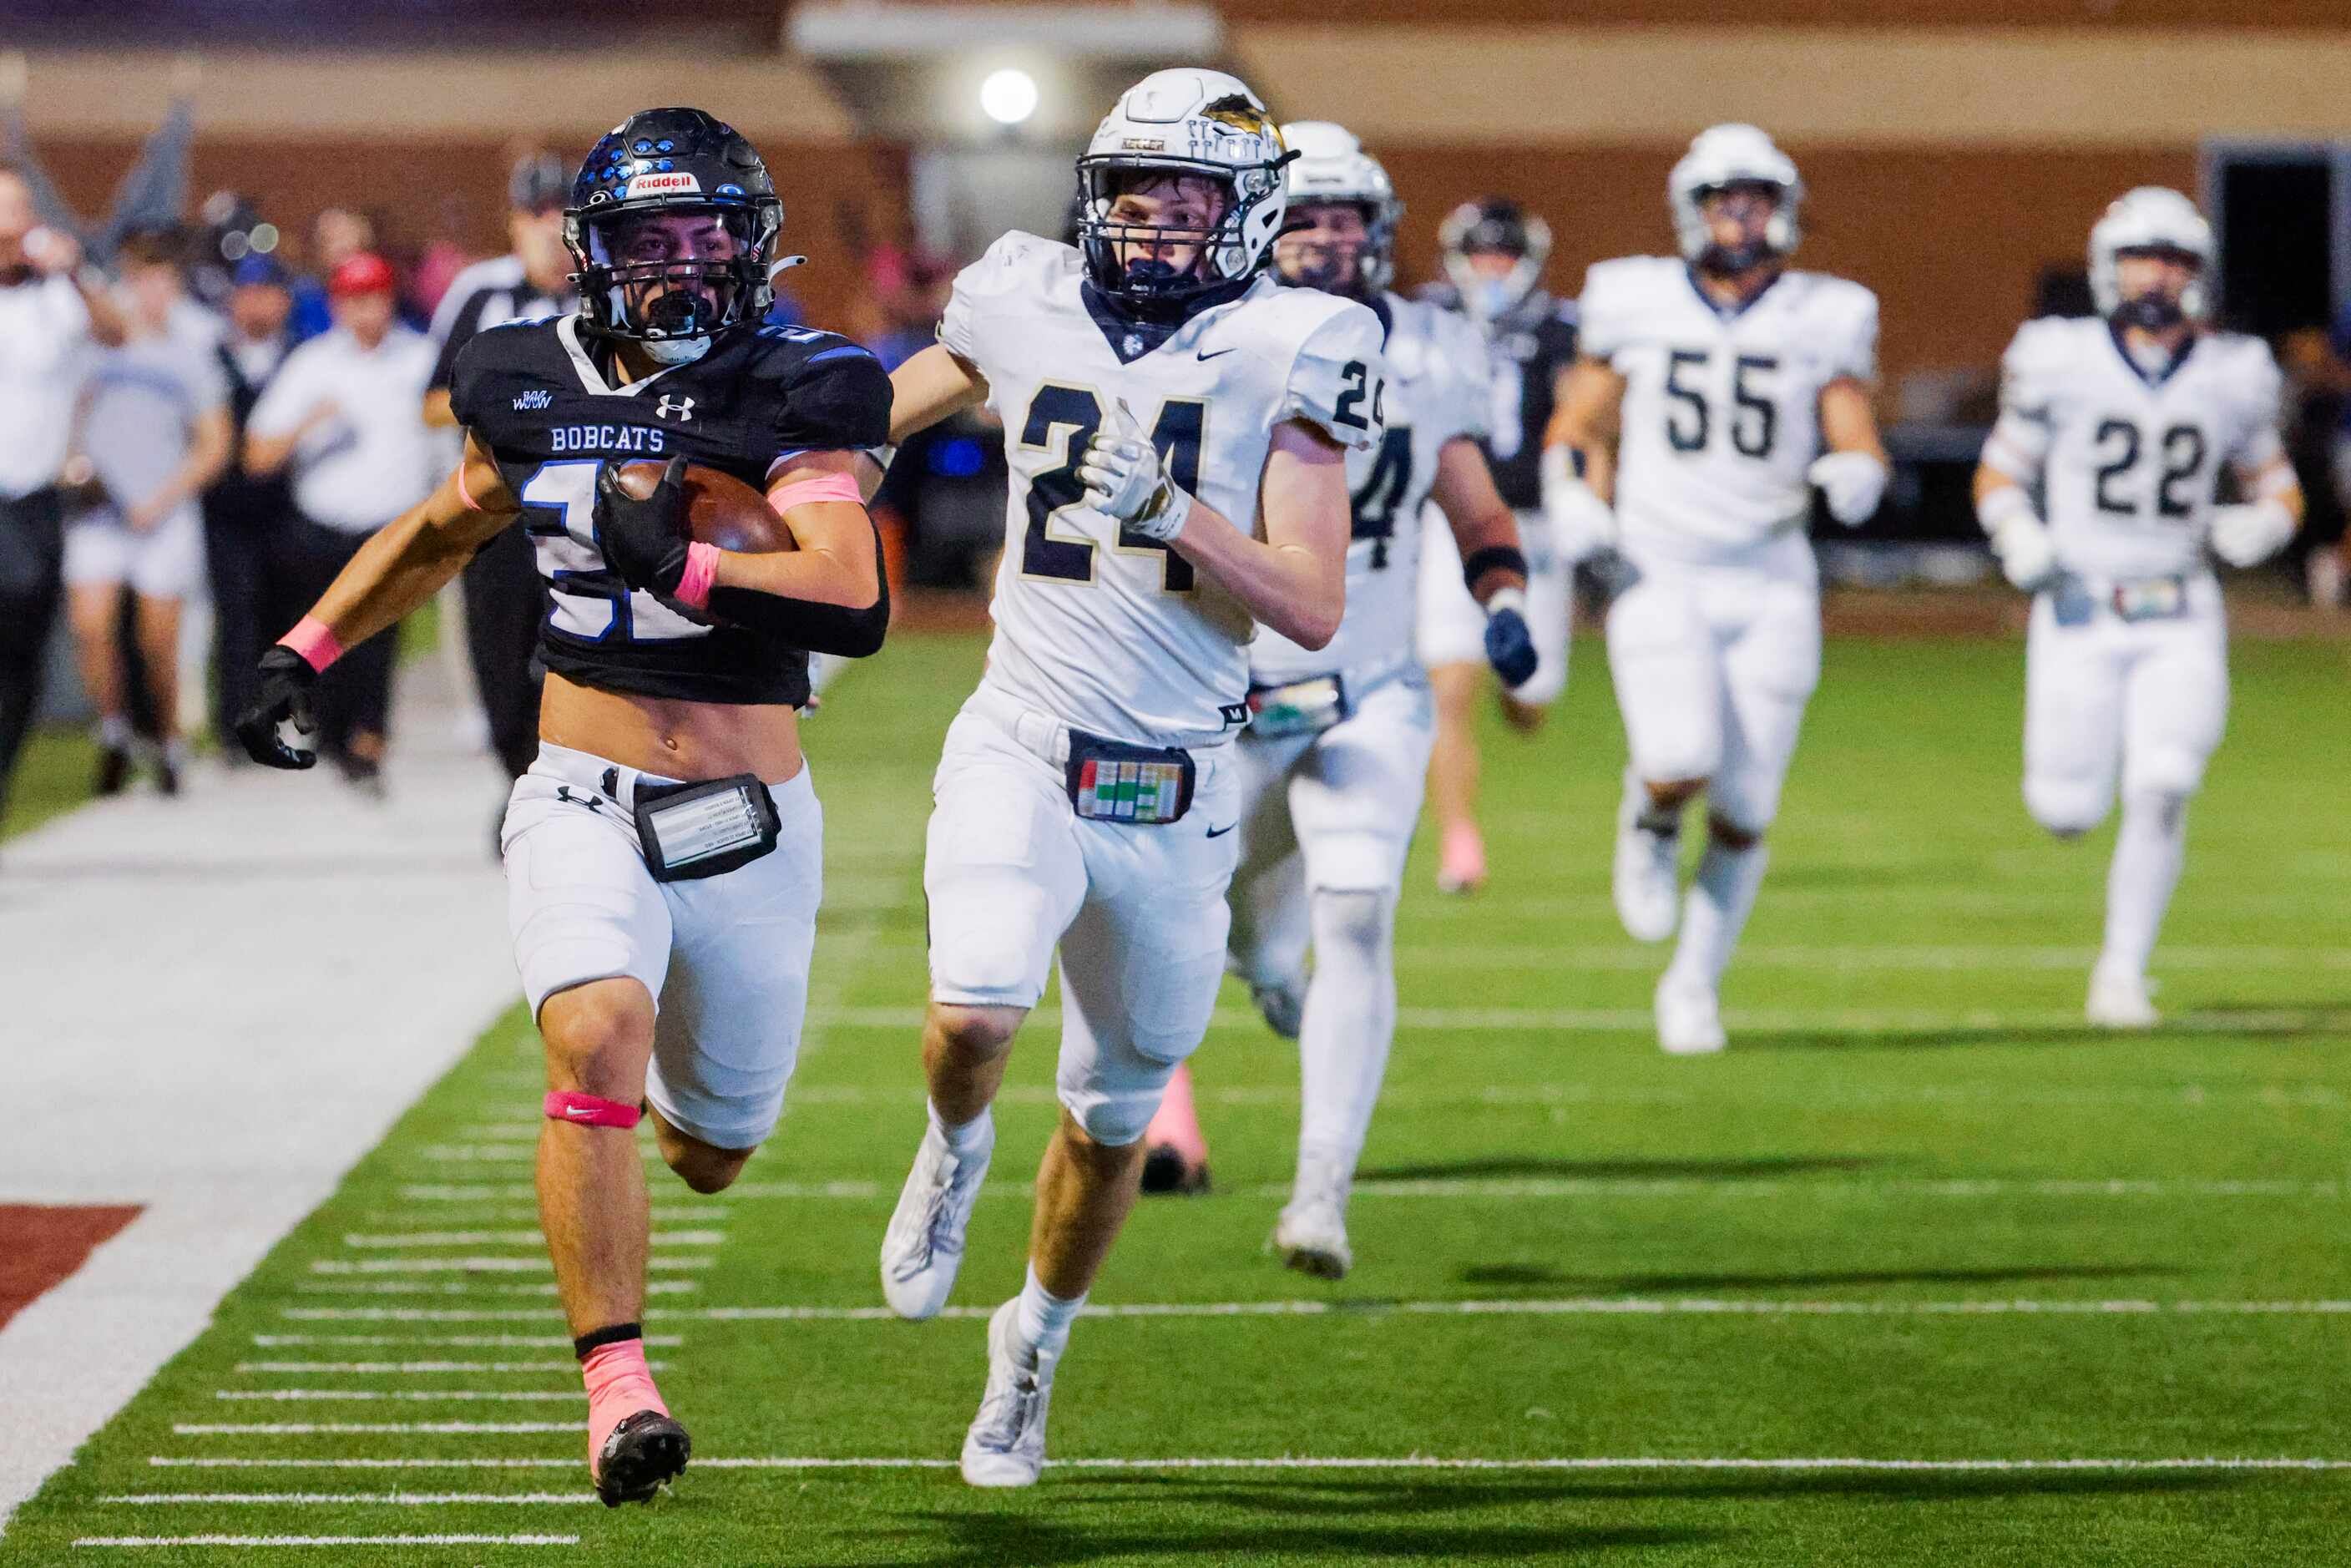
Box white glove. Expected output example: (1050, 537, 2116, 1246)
(2209, 499, 2297, 569)
(1539, 444, 1616, 564)
(1076, 398, 1190, 543)
(1807, 450, 1888, 528)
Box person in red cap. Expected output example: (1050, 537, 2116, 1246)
(244, 248, 437, 792)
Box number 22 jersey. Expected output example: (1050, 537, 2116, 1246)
(940, 232, 1385, 751)
(1579, 255, 1878, 568)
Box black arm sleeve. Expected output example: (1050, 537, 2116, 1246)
(700, 518, 892, 658)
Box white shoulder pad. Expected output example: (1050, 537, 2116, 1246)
(938, 230, 1074, 362)
(1277, 294, 1387, 452)
(1575, 255, 1678, 362)
(1799, 274, 1879, 384)
(1997, 316, 2081, 422)
(2214, 331, 2284, 422)
(1383, 293, 1491, 443)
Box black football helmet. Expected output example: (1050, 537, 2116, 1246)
(565, 108, 786, 361)
(1438, 197, 1552, 324)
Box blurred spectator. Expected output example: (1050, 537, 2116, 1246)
(245, 252, 435, 794)
(63, 227, 230, 796)
(0, 160, 126, 824)
(1, 68, 195, 266)
(423, 151, 573, 783)
(205, 252, 300, 742)
(289, 207, 375, 341)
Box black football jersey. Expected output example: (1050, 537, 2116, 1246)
(448, 314, 889, 706)
(1421, 284, 1581, 511)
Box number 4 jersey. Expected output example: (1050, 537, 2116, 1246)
(1986, 315, 2283, 581)
(1580, 255, 1878, 566)
(941, 231, 1386, 749)
(448, 312, 890, 707)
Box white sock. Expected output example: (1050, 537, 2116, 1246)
(1295, 888, 1397, 1189)
(1013, 1262, 1084, 1349)
(1666, 834, 1769, 990)
(927, 1100, 991, 1155)
(2100, 790, 2188, 982)
(98, 714, 131, 749)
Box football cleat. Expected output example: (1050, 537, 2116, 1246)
(1613, 792, 1681, 943)
(1655, 974, 1727, 1056)
(1140, 1144, 1211, 1196)
(1251, 977, 1305, 1040)
(1273, 1156, 1353, 1279)
(1436, 822, 1486, 896)
(961, 1299, 1059, 1488)
(94, 744, 132, 797)
(2086, 969, 2161, 1030)
(879, 1115, 993, 1320)
(593, 1409, 690, 1507)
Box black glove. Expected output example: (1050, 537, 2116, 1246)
(235, 646, 321, 769)
(592, 455, 690, 596)
(1484, 604, 1539, 689)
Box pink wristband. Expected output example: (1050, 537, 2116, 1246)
(675, 541, 720, 612)
(281, 615, 343, 672)
(767, 471, 863, 512)
(455, 461, 484, 512)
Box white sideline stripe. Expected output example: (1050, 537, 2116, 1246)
(235, 1363, 641, 1375)
(1384, 944, 2351, 973)
(791, 1003, 2351, 1034)
(276, 1298, 2351, 1325)
(174, 1424, 584, 1434)
(135, 1456, 2351, 1475)
(295, 1279, 700, 1297)
(99, 1494, 594, 1506)
(250, 1336, 682, 1349)
(308, 1256, 711, 1274)
(74, 1535, 579, 1547)
(341, 1231, 724, 1248)
(698, 1176, 2348, 1202)
(215, 1391, 584, 1403)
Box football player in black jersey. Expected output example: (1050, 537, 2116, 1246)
(232, 109, 891, 1506)
(1415, 198, 1586, 893)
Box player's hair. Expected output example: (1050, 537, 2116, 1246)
(114, 225, 192, 271)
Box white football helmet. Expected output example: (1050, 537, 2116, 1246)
(1075, 68, 1292, 311)
(1439, 197, 1551, 326)
(1669, 123, 1802, 271)
(2090, 186, 2213, 326)
(1277, 119, 1401, 296)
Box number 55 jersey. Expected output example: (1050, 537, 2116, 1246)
(940, 231, 1386, 749)
(1580, 255, 1878, 569)
(1985, 315, 2283, 582)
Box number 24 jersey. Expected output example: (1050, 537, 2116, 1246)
(1580, 255, 1878, 565)
(1989, 315, 2283, 582)
(940, 232, 1385, 750)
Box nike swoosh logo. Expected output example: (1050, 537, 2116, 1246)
(564, 1106, 600, 1119)
(1206, 822, 1236, 838)
(1196, 347, 1239, 362)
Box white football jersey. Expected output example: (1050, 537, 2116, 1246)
(940, 233, 1384, 750)
(1987, 316, 2284, 580)
(1251, 291, 1487, 685)
(1580, 255, 1877, 564)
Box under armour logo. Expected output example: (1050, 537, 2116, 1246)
(554, 785, 607, 814)
(655, 394, 695, 422)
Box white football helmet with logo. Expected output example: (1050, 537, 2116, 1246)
(1668, 123, 1803, 269)
(2090, 185, 2213, 325)
(1075, 68, 1292, 310)
(1278, 119, 1401, 294)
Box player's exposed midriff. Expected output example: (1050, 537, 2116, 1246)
(538, 669, 805, 784)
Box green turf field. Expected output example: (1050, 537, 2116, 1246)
(2, 727, 98, 842)
(13, 626, 2351, 1565)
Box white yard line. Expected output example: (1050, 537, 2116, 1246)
(98, 1495, 594, 1505)
(307, 1257, 712, 1274)
(133, 1455, 2351, 1475)
(214, 1391, 584, 1404)
(74, 1534, 579, 1548)
(235, 1363, 632, 1375)
(788, 1004, 2349, 1034)
(250, 1337, 680, 1348)
(340, 1231, 723, 1249)
(294, 1279, 698, 1297)
(173, 1424, 584, 1435)
(0, 662, 518, 1533)
(689, 1176, 2348, 1202)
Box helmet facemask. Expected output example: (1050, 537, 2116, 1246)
(1077, 159, 1283, 318)
(567, 200, 777, 362)
(1439, 201, 1550, 325)
(1690, 180, 1792, 276)
(1275, 200, 1385, 300)
(2107, 245, 2204, 332)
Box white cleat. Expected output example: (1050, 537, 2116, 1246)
(1272, 1157, 1353, 1279)
(878, 1116, 993, 1320)
(1655, 974, 1727, 1056)
(2086, 969, 2161, 1030)
(1251, 978, 1305, 1041)
(1613, 795, 1681, 943)
(960, 1300, 1058, 1488)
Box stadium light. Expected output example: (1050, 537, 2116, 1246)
(979, 68, 1038, 127)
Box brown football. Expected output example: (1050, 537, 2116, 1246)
(614, 460, 797, 554)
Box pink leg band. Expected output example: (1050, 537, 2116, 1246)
(766, 471, 863, 513)
(280, 616, 343, 673)
(675, 541, 720, 612)
(544, 1090, 644, 1130)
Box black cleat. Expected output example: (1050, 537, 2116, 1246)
(594, 1409, 691, 1506)
(94, 745, 132, 797)
(1140, 1144, 1210, 1196)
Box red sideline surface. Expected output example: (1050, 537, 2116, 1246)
(0, 1206, 141, 1332)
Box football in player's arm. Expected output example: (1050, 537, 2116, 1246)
(1970, 186, 2301, 1029)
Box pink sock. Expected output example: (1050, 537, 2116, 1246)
(581, 1338, 668, 1478)
(1441, 822, 1486, 885)
(1145, 1065, 1210, 1165)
